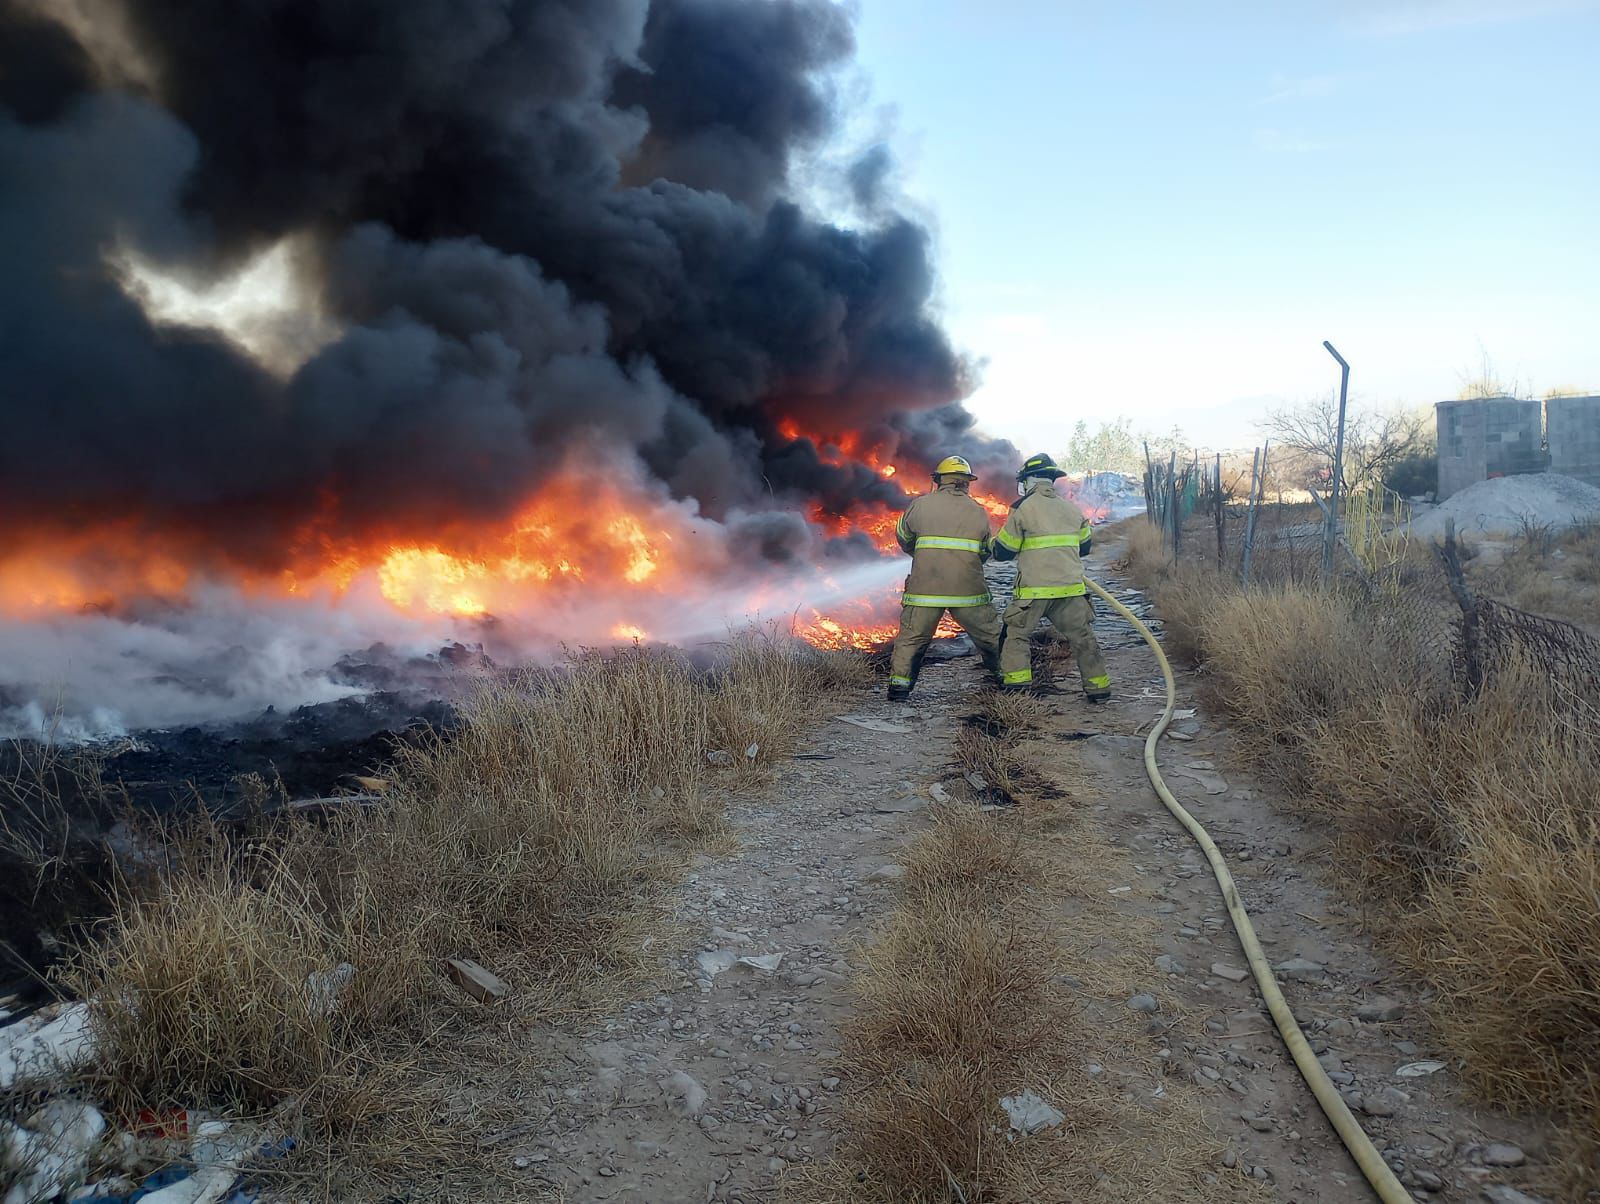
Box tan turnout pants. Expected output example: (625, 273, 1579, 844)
(1000, 595, 1110, 694)
(888, 604, 1001, 690)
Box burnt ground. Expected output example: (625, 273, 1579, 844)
(0, 643, 483, 1001)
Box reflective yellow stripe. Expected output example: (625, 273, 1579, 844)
(902, 593, 992, 607)
(995, 527, 1023, 551)
(1086, 675, 1110, 688)
(1015, 583, 1087, 599)
(895, 516, 911, 542)
(914, 536, 984, 552)
(889, 675, 913, 686)
(1079, 524, 1092, 542)
(1018, 533, 1079, 550)
(1002, 669, 1033, 684)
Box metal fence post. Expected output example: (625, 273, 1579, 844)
(1241, 440, 1268, 586)
(1320, 340, 1350, 580)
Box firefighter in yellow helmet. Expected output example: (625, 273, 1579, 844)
(992, 453, 1111, 702)
(886, 455, 1003, 702)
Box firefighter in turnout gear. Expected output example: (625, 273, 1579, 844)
(993, 453, 1111, 702)
(886, 456, 1003, 701)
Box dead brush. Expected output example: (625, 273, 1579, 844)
(900, 804, 1037, 899)
(1149, 565, 1215, 664)
(1404, 666, 1600, 1121)
(68, 833, 435, 1151)
(970, 684, 1046, 737)
(954, 722, 1029, 805)
(393, 644, 714, 835)
(838, 892, 1066, 1201)
(709, 626, 871, 770)
(63, 630, 871, 1193)
(1148, 557, 1600, 1184)
(1114, 518, 1170, 588)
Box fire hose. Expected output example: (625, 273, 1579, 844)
(1083, 576, 1415, 1204)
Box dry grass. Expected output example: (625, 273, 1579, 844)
(812, 707, 1254, 1202)
(1476, 517, 1600, 633)
(55, 632, 866, 1195)
(1115, 516, 1170, 589)
(900, 803, 1036, 897)
(826, 805, 1070, 1202)
(1132, 521, 1600, 1192)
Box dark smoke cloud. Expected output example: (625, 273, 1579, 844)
(847, 143, 895, 210)
(0, 0, 1015, 573)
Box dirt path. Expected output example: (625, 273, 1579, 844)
(506, 662, 970, 1202)
(507, 547, 1553, 1204)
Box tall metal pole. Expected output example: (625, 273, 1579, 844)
(1320, 340, 1350, 579)
(1241, 440, 1268, 586)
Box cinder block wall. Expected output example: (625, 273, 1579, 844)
(1546, 395, 1600, 488)
(1436, 397, 1545, 499)
(1437, 400, 1488, 500)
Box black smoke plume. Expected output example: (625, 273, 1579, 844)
(0, 0, 1015, 573)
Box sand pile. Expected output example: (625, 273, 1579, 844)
(1408, 473, 1600, 539)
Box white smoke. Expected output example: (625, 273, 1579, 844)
(0, 556, 907, 742)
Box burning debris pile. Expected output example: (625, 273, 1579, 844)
(0, 0, 1043, 734)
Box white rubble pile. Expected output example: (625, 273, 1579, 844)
(1407, 473, 1600, 539)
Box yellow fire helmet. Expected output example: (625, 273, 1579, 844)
(931, 454, 977, 479)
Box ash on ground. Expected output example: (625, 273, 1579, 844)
(0, 643, 487, 1000)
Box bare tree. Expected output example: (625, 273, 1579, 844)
(1456, 345, 1528, 400)
(1262, 393, 1433, 495)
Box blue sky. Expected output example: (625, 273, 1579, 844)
(848, 0, 1600, 449)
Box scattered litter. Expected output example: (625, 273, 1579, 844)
(0, 1003, 95, 1090)
(744, 743, 760, 761)
(658, 1070, 708, 1119)
(873, 796, 921, 813)
(1108, 886, 1132, 894)
(837, 715, 911, 734)
(705, 749, 735, 767)
(695, 950, 739, 978)
(444, 958, 509, 1005)
(736, 953, 784, 973)
(964, 771, 988, 791)
(791, 752, 834, 761)
(1395, 1060, 1447, 1078)
(303, 962, 355, 1019)
(927, 782, 951, 803)
(4, 1100, 105, 1204)
(999, 1090, 1064, 1136)
(1172, 767, 1229, 795)
(1273, 958, 1327, 982)
(1172, 708, 1196, 720)
(80, 1122, 282, 1204)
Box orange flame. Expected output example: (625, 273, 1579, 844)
(1, 418, 1111, 657)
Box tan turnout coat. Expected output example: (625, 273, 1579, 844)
(893, 483, 993, 606)
(994, 480, 1091, 598)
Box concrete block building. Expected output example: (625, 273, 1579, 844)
(1545, 395, 1600, 489)
(1435, 397, 1546, 500)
